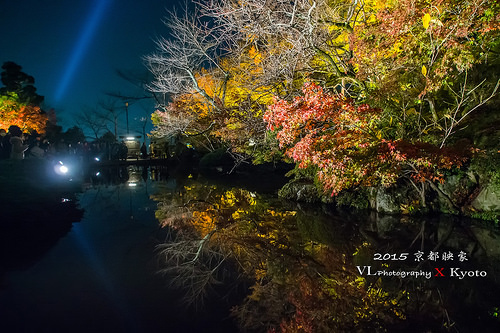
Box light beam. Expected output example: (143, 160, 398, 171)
(55, 0, 112, 102)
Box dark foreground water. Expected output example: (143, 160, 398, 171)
(1, 164, 500, 332)
(0, 165, 238, 333)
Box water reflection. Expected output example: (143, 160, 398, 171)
(3, 163, 499, 332)
(152, 177, 500, 332)
(1, 165, 241, 332)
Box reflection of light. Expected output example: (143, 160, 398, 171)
(95, 157, 100, 161)
(128, 183, 137, 187)
(61, 198, 71, 202)
(126, 137, 135, 141)
(95, 171, 101, 176)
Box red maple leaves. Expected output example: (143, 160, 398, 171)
(264, 82, 468, 196)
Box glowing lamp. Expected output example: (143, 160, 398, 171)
(54, 161, 70, 176)
(59, 165, 69, 174)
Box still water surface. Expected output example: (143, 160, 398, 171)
(1, 164, 500, 332)
(0, 165, 238, 332)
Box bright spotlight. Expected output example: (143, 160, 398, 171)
(54, 161, 70, 176)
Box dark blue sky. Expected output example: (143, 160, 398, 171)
(0, 0, 180, 135)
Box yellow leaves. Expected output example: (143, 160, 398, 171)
(364, 0, 397, 12)
(225, 118, 244, 130)
(220, 191, 236, 207)
(231, 208, 246, 220)
(378, 39, 404, 59)
(331, 31, 350, 47)
(422, 13, 442, 31)
(406, 108, 417, 116)
(192, 210, 216, 237)
(421, 65, 427, 77)
(389, 41, 403, 56)
(267, 209, 296, 217)
(422, 13, 431, 30)
(248, 45, 262, 65)
(254, 267, 267, 281)
(367, 14, 377, 24)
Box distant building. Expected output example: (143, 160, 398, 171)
(119, 135, 142, 159)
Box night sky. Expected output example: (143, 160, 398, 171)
(0, 0, 181, 135)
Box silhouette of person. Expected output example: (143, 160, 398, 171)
(0, 128, 10, 159)
(140, 142, 148, 159)
(8, 125, 28, 160)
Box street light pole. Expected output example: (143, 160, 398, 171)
(125, 102, 129, 134)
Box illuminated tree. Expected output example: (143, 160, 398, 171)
(0, 93, 47, 134)
(146, 0, 498, 203)
(146, 10, 281, 161)
(350, 0, 500, 146)
(264, 82, 468, 201)
(203, 0, 364, 90)
(145, 4, 232, 111)
(146, 1, 363, 162)
(0, 62, 47, 133)
(1, 61, 44, 105)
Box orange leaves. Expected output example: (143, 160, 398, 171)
(0, 93, 47, 134)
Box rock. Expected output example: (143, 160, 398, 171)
(278, 181, 322, 203)
(199, 148, 234, 174)
(373, 186, 401, 214)
(436, 172, 478, 213)
(471, 183, 500, 212)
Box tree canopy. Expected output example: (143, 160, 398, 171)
(147, 0, 500, 198)
(0, 62, 48, 134)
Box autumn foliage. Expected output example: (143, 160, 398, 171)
(148, 0, 497, 202)
(352, 0, 500, 95)
(265, 82, 468, 195)
(0, 93, 47, 134)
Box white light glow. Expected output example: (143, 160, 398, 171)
(59, 165, 69, 174)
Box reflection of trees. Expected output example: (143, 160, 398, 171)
(153, 182, 406, 331)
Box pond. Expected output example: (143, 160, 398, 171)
(1, 163, 500, 332)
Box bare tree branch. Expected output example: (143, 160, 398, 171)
(74, 107, 108, 140)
